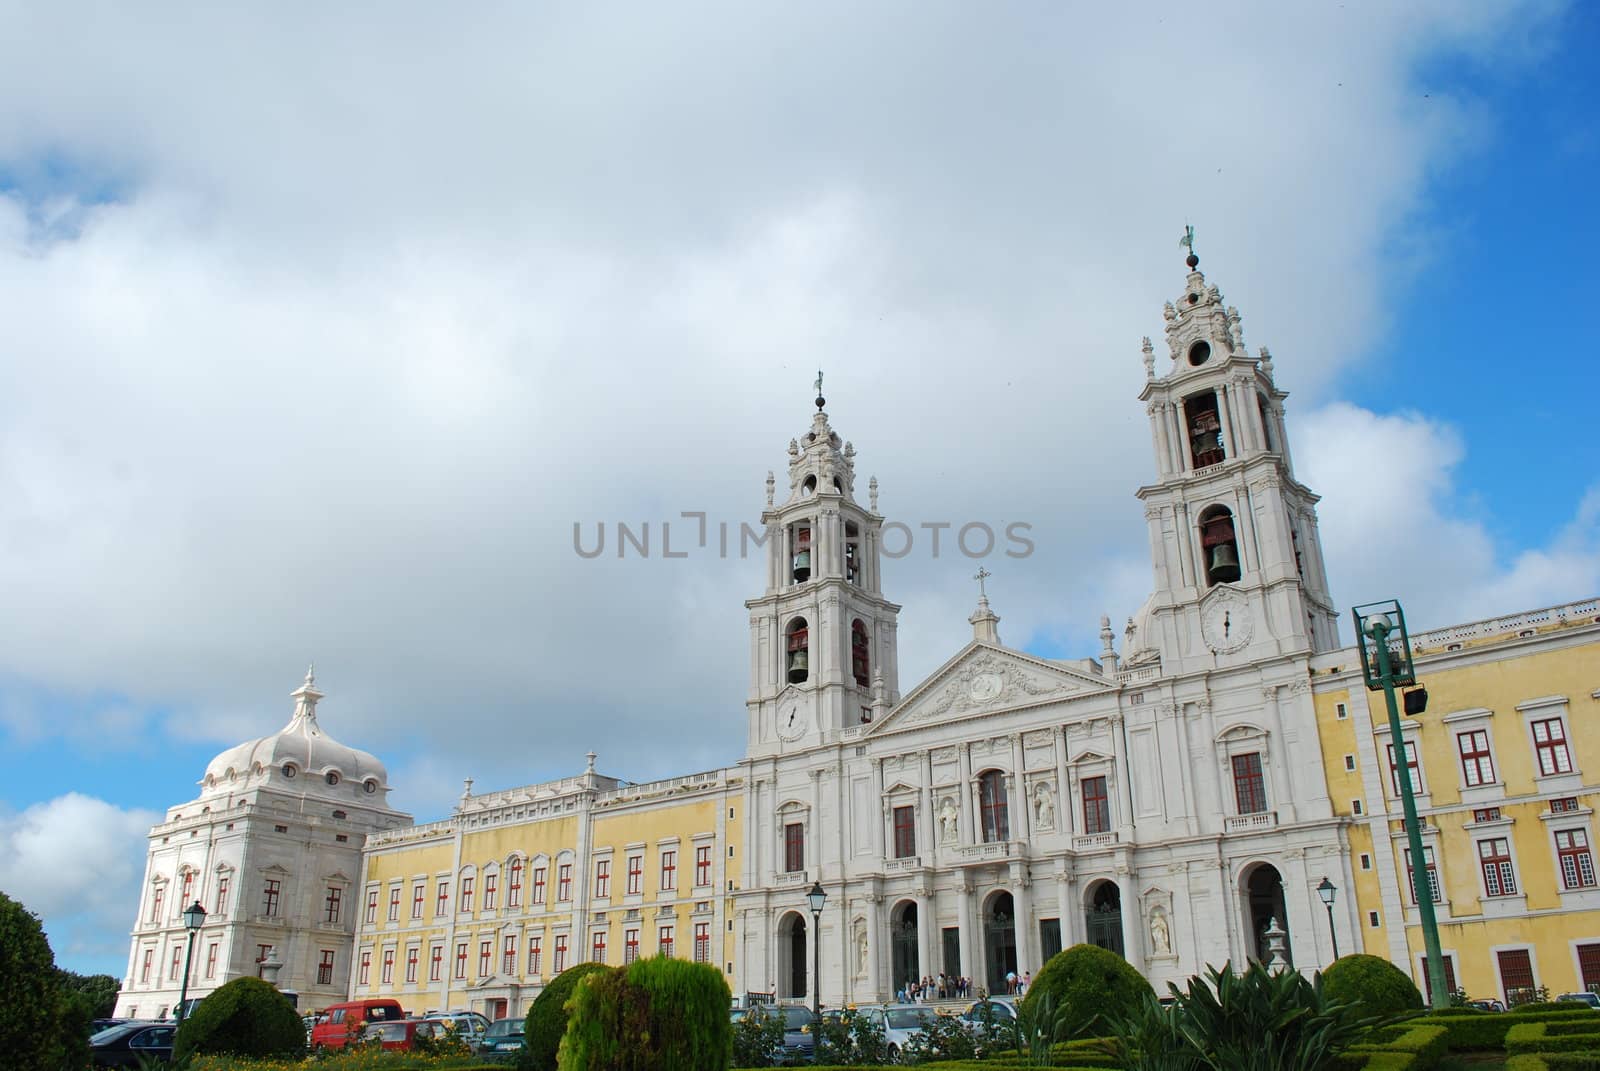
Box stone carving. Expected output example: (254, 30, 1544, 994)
(853, 918, 869, 978)
(1150, 911, 1171, 956)
(1033, 782, 1056, 831)
(939, 798, 959, 844)
(901, 652, 1076, 727)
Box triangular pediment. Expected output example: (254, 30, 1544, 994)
(868, 642, 1111, 736)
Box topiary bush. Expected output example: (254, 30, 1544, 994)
(526, 962, 612, 1070)
(173, 975, 305, 1060)
(0, 892, 68, 1071)
(558, 966, 649, 1070)
(1021, 943, 1153, 1039)
(558, 956, 732, 1071)
(1321, 953, 1423, 1022)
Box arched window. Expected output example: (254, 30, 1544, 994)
(1184, 390, 1226, 468)
(1199, 505, 1241, 585)
(792, 525, 812, 583)
(851, 620, 870, 688)
(978, 770, 1010, 843)
(786, 618, 809, 684)
(844, 522, 860, 584)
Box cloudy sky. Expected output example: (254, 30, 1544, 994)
(1, 2, 1596, 977)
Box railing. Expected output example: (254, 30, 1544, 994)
(886, 857, 923, 872)
(774, 871, 811, 886)
(1224, 812, 1278, 834)
(1116, 664, 1160, 684)
(600, 769, 725, 806)
(1410, 597, 1600, 650)
(1073, 833, 1118, 850)
(369, 818, 456, 848)
(958, 842, 1012, 861)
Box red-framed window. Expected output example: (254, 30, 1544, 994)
(1557, 829, 1597, 889)
(405, 947, 418, 983)
(658, 926, 674, 958)
(215, 875, 230, 916)
(140, 948, 154, 984)
(661, 850, 677, 891)
(429, 944, 443, 982)
(594, 860, 611, 899)
(591, 931, 607, 963)
(180, 870, 194, 907)
(1533, 718, 1573, 776)
(978, 770, 1010, 842)
(553, 935, 568, 973)
(508, 859, 524, 907)
(528, 936, 542, 976)
(1479, 838, 1517, 897)
(503, 935, 517, 975)
(784, 824, 804, 873)
(205, 943, 219, 979)
(263, 879, 282, 918)
(460, 875, 475, 913)
(624, 928, 640, 964)
(484, 872, 498, 910)
(436, 881, 450, 917)
(532, 867, 547, 904)
(169, 947, 182, 981)
(1458, 730, 1496, 786)
(893, 805, 916, 859)
(1553, 796, 1583, 814)
(851, 619, 871, 688)
(479, 940, 492, 976)
(325, 886, 343, 924)
(1231, 752, 1267, 815)
(150, 886, 165, 923)
(1082, 776, 1111, 835)
(557, 864, 573, 901)
(365, 888, 378, 924)
(1421, 953, 1458, 1004)
(1499, 948, 1538, 1007)
(358, 951, 371, 986)
(412, 882, 425, 919)
(1405, 846, 1442, 904)
(693, 923, 711, 964)
(627, 854, 643, 895)
(455, 942, 467, 980)
(1474, 807, 1502, 823)
(381, 949, 394, 984)
(1386, 740, 1423, 797)
(387, 886, 400, 921)
(695, 846, 712, 887)
(1578, 943, 1600, 993)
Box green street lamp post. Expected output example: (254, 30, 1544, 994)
(1353, 600, 1448, 1010)
(1317, 877, 1339, 961)
(176, 900, 207, 1026)
(806, 881, 827, 1052)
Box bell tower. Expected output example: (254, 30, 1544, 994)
(746, 378, 901, 755)
(1133, 238, 1338, 671)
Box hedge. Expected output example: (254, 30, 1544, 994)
(1021, 943, 1152, 1038)
(1412, 1005, 1600, 1051)
(1322, 954, 1423, 1023)
(526, 962, 612, 1070)
(1334, 1022, 1448, 1071)
(1506, 1020, 1600, 1056)
(1507, 1057, 1600, 1071)
(174, 976, 305, 1061)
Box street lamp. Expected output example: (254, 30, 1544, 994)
(1317, 877, 1339, 961)
(177, 901, 207, 1025)
(806, 881, 827, 1049)
(1353, 600, 1449, 1010)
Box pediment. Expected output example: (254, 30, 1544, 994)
(883, 780, 919, 796)
(869, 643, 1111, 736)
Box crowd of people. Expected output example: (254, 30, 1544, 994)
(894, 969, 1031, 1003)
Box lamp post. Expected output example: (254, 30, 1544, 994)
(806, 881, 827, 1050)
(1317, 877, 1339, 961)
(1353, 600, 1448, 1010)
(176, 901, 207, 1026)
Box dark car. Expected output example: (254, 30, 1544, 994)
(767, 1004, 818, 1061)
(89, 1021, 176, 1067)
(481, 1017, 526, 1062)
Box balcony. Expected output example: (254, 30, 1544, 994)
(1072, 833, 1118, 851)
(1224, 812, 1279, 834)
(885, 856, 923, 873)
(774, 871, 811, 886)
(958, 841, 1012, 861)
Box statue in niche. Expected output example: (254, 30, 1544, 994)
(854, 920, 869, 977)
(1150, 911, 1171, 956)
(1033, 783, 1055, 830)
(939, 798, 959, 844)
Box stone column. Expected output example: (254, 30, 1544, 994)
(1055, 728, 1073, 837)
(1261, 686, 1294, 823)
(1009, 735, 1030, 843)
(958, 745, 974, 846)
(916, 888, 934, 987)
(922, 751, 937, 862)
(872, 759, 888, 860)
(1110, 714, 1132, 836)
(1214, 384, 1237, 461)
(1011, 864, 1036, 976)
(1058, 869, 1080, 947)
(956, 879, 975, 983)
(865, 894, 884, 1001)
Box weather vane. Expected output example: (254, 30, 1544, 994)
(1179, 224, 1195, 253)
(814, 369, 824, 394)
(973, 566, 991, 598)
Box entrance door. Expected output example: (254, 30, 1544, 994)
(1085, 882, 1124, 957)
(942, 927, 962, 978)
(890, 902, 919, 994)
(984, 892, 1018, 993)
(785, 914, 808, 999)
(1245, 864, 1290, 966)
(1039, 918, 1063, 962)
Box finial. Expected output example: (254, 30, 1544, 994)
(586, 751, 597, 773)
(461, 778, 474, 802)
(765, 470, 775, 507)
(304, 663, 316, 686)
(813, 369, 826, 410)
(1141, 336, 1155, 379)
(1259, 345, 1274, 375)
(1180, 224, 1198, 269)
(973, 566, 991, 599)
(869, 476, 879, 513)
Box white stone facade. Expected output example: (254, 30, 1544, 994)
(113, 671, 411, 1017)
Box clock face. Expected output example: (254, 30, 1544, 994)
(777, 702, 808, 741)
(1201, 592, 1253, 654)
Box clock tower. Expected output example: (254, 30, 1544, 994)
(1131, 244, 1338, 673)
(745, 382, 902, 756)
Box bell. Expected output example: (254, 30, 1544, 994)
(792, 550, 811, 582)
(787, 650, 809, 683)
(1208, 544, 1241, 583)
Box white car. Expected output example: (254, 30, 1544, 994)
(957, 996, 1019, 1041)
(422, 1010, 493, 1051)
(873, 1004, 939, 1064)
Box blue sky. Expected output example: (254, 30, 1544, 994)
(1, 2, 1596, 978)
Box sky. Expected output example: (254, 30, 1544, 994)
(0, 1, 1596, 978)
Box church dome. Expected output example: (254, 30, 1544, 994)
(201, 669, 390, 799)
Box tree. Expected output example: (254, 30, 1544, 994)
(0, 891, 67, 1071)
(526, 963, 613, 1071)
(557, 957, 732, 1071)
(173, 975, 305, 1060)
(57, 970, 121, 1019)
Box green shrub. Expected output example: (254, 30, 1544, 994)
(1322, 955, 1424, 1022)
(1340, 1022, 1448, 1070)
(0, 892, 67, 1071)
(622, 956, 732, 1070)
(173, 975, 305, 1060)
(730, 1008, 785, 1068)
(558, 965, 649, 1070)
(526, 963, 613, 1070)
(1505, 1020, 1600, 1056)
(1022, 944, 1153, 1039)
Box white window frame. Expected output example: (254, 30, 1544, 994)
(1518, 696, 1582, 792)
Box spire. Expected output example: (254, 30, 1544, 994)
(969, 567, 1001, 644)
(1099, 614, 1119, 676)
(289, 664, 324, 726)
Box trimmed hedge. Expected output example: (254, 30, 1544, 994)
(1335, 1022, 1447, 1071)
(1506, 1020, 1600, 1056)
(1322, 954, 1423, 1022)
(526, 962, 612, 1071)
(1021, 944, 1153, 1038)
(174, 976, 305, 1060)
(1414, 1006, 1600, 1051)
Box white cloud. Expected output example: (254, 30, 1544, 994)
(0, 793, 159, 968)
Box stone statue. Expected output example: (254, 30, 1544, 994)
(1150, 911, 1171, 955)
(1033, 783, 1055, 830)
(939, 798, 959, 844)
(854, 921, 869, 977)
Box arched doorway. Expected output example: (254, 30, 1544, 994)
(1085, 881, 1124, 958)
(890, 901, 919, 995)
(778, 912, 807, 999)
(983, 891, 1018, 993)
(1244, 863, 1290, 966)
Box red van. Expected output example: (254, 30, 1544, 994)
(310, 999, 406, 1050)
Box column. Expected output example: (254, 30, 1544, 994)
(1055, 728, 1073, 837)
(1148, 403, 1171, 478)
(1009, 734, 1030, 843)
(1118, 869, 1146, 971)
(872, 759, 888, 861)
(1110, 714, 1132, 836)
(1214, 383, 1237, 461)
(915, 890, 934, 986)
(1011, 865, 1037, 977)
(921, 751, 936, 862)
(957, 745, 974, 846)
(1170, 706, 1197, 836)
(1175, 502, 1197, 588)
(956, 880, 975, 981)
(1261, 687, 1294, 822)
(865, 895, 884, 1001)
(809, 770, 823, 877)
(1169, 403, 1192, 471)
(1057, 871, 1080, 948)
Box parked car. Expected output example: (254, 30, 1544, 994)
(1558, 992, 1600, 1009)
(360, 1018, 448, 1052)
(1464, 998, 1506, 1012)
(876, 1004, 938, 1063)
(310, 998, 407, 1050)
(481, 1017, 527, 1061)
(422, 1010, 493, 1051)
(89, 1021, 176, 1068)
(754, 1004, 818, 1062)
(957, 996, 1018, 1040)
